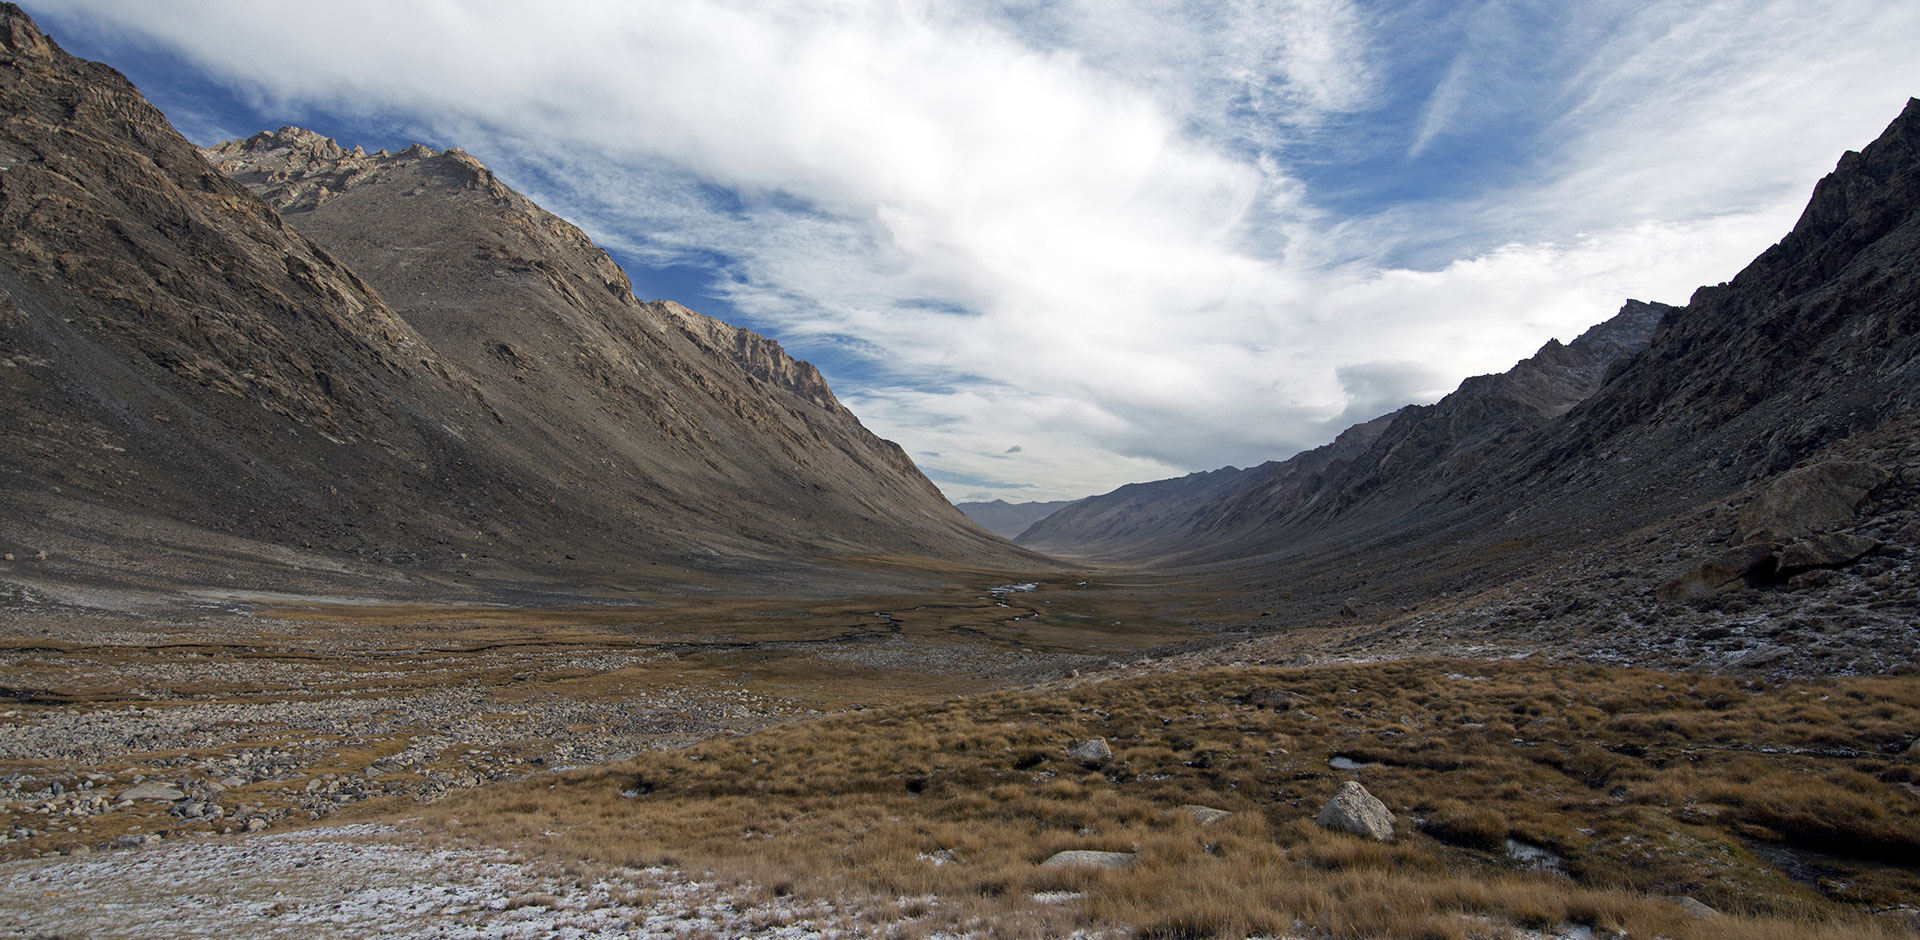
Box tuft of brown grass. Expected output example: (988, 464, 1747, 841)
(431, 657, 1920, 938)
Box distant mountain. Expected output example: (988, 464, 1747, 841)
(953, 498, 1080, 540)
(0, 6, 1032, 593)
(1016, 464, 1258, 560)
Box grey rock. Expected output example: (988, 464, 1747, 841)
(1168, 804, 1232, 826)
(1066, 737, 1112, 765)
(1316, 780, 1395, 841)
(1039, 850, 1134, 870)
(1666, 896, 1719, 919)
(119, 781, 185, 802)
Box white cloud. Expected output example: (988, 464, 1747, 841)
(34, 0, 1920, 501)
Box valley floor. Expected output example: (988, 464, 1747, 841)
(2, 571, 1917, 939)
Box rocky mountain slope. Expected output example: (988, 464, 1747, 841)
(1022, 300, 1667, 561)
(953, 498, 1080, 539)
(1026, 99, 1920, 662)
(0, 6, 1027, 597)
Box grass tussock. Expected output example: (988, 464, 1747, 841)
(434, 658, 1920, 939)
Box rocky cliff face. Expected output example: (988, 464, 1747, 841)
(1519, 99, 1920, 496)
(0, 7, 1027, 594)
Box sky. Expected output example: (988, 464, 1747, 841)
(30, 1, 1920, 502)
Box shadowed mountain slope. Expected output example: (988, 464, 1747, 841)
(0, 6, 1031, 596)
(203, 127, 1026, 567)
(1022, 301, 1667, 562)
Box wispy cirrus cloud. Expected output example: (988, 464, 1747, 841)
(32, 0, 1920, 501)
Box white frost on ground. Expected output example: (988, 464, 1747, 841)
(0, 824, 890, 939)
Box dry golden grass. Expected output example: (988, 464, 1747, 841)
(435, 658, 1920, 939)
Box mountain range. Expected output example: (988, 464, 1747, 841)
(1, 0, 1916, 649)
(1021, 99, 1918, 634)
(0, 8, 1032, 598)
(952, 498, 1078, 539)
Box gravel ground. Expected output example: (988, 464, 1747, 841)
(0, 823, 850, 939)
(0, 824, 1126, 940)
(0, 823, 1628, 940)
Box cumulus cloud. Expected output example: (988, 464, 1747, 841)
(35, 0, 1920, 500)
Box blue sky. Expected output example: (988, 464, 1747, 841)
(32, 1, 1920, 501)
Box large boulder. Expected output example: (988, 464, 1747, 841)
(1655, 542, 1779, 602)
(1737, 461, 1891, 543)
(1315, 781, 1395, 841)
(1776, 532, 1880, 573)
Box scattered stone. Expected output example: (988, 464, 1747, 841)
(244, 816, 269, 832)
(218, 777, 247, 789)
(1038, 850, 1134, 870)
(119, 781, 185, 802)
(1737, 460, 1891, 542)
(1666, 896, 1720, 919)
(1066, 737, 1112, 765)
(1339, 599, 1361, 618)
(1316, 780, 1395, 841)
(1168, 804, 1232, 826)
(1236, 686, 1297, 710)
